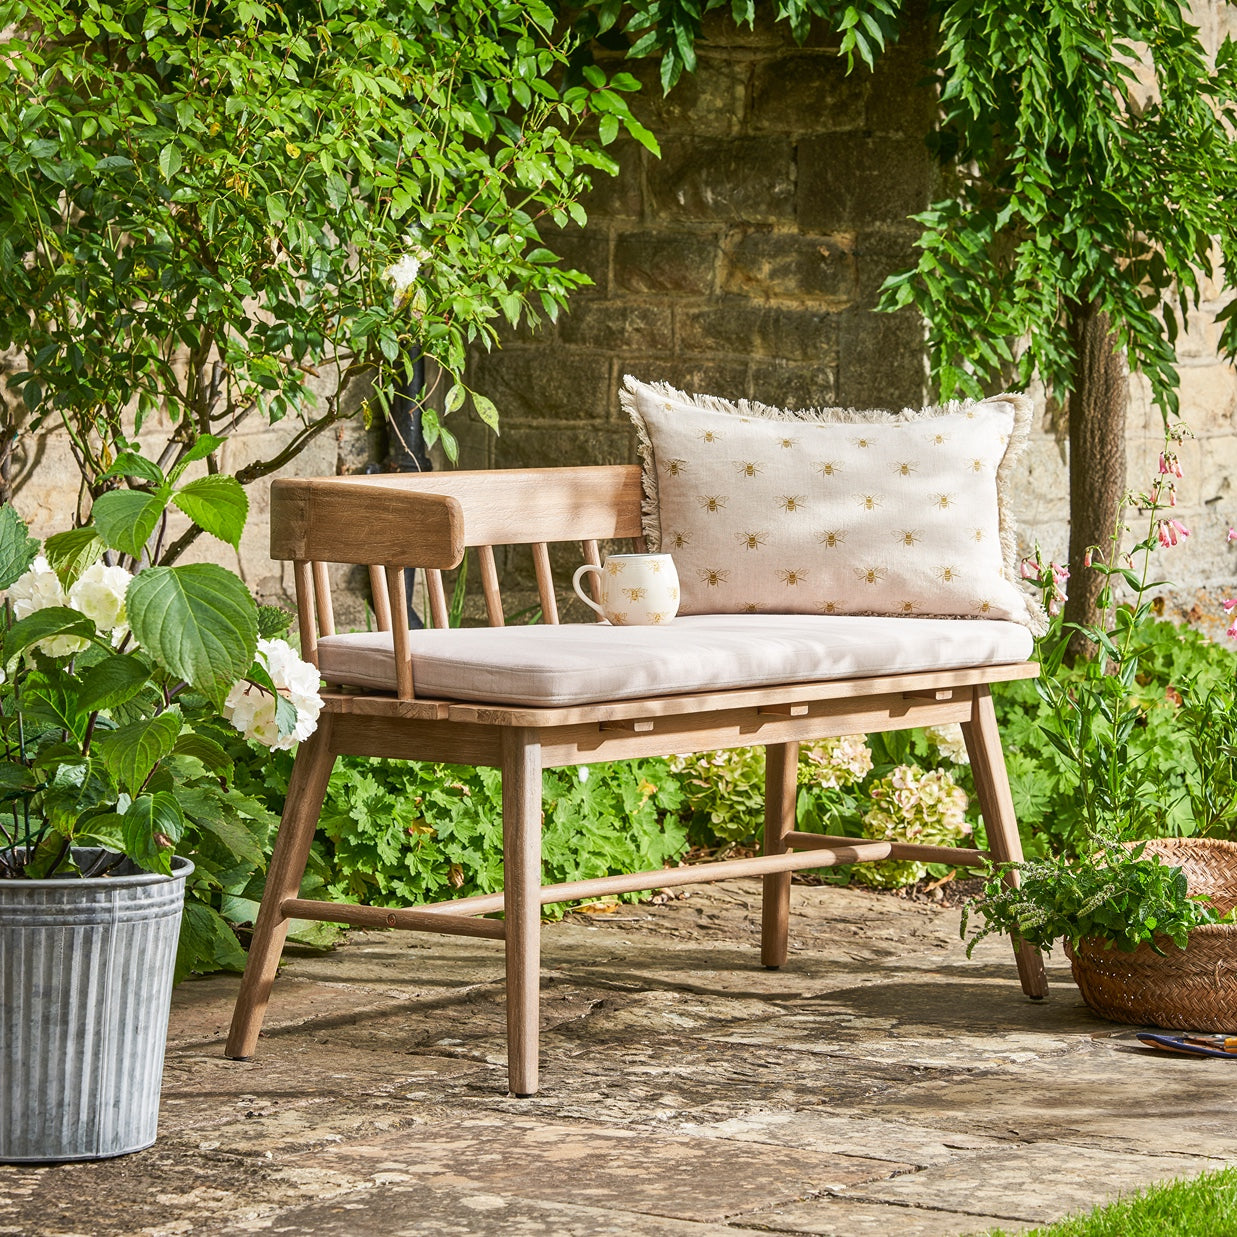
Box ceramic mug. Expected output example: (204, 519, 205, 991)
(571, 553, 680, 626)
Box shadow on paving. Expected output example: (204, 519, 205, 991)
(2, 880, 1231, 1237)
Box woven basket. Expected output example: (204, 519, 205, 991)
(1063, 838, 1237, 1031)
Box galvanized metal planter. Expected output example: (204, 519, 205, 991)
(0, 849, 192, 1162)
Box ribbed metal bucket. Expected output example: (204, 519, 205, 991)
(0, 849, 192, 1162)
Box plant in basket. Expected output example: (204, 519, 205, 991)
(0, 442, 321, 1163)
(963, 424, 1237, 1029)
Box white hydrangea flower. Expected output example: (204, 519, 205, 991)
(9, 555, 89, 656)
(924, 722, 970, 765)
(223, 637, 323, 751)
(68, 561, 132, 643)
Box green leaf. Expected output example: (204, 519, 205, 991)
(123, 791, 185, 874)
(0, 760, 35, 792)
(77, 654, 152, 713)
(256, 605, 294, 638)
(169, 435, 226, 480)
(173, 732, 234, 778)
(444, 383, 466, 414)
(101, 452, 164, 486)
(172, 475, 248, 548)
(184, 796, 264, 866)
(158, 142, 182, 180)
(246, 659, 298, 738)
(472, 393, 500, 432)
(23, 833, 75, 879)
(44, 528, 104, 587)
(0, 505, 39, 590)
(96, 710, 183, 795)
(175, 901, 247, 982)
(3, 607, 94, 662)
(91, 490, 169, 558)
(126, 564, 257, 705)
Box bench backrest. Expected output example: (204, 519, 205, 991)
(270, 466, 645, 694)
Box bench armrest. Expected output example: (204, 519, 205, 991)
(270, 477, 465, 569)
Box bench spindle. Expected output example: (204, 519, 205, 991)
(426, 568, 450, 629)
(368, 565, 393, 632)
(311, 561, 335, 636)
(385, 565, 416, 699)
(531, 541, 559, 625)
(478, 545, 505, 627)
(293, 560, 319, 664)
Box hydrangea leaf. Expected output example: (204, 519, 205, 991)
(95, 709, 182, 795)
(0, 504, 39, 590)
(77, 653, 150, 713)
(3, 607, 94, 663)
(171, 475, 248, 549)
(126, 564, 257, 706)
(91, 489, 169, 558)
(44, 527, 104, 587)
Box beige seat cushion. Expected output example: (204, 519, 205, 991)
(316, 614, 1034, 707)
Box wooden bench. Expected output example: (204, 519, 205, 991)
(226, 464, 1047, 1096)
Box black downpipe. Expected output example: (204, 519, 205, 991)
(368, 349, 432, 627)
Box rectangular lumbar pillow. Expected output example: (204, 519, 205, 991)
(621, 375, 1046, 632)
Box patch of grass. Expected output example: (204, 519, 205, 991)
(986, 1167, 1237, 1236)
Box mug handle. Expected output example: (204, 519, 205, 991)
(571, 563, 606, 618)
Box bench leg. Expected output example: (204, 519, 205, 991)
(761, 741, 799, 968)
(962, 686, 1048, 999)
(226, 716, 337, 1059)
(502, 728, 543, 1097)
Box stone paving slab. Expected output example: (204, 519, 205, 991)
(290, 1115, 912, 1223)
(223, 1183, 742, 1237)
(3, 880, 1235, 1236)
(740, 1198, 1034, 1236)
(845, 1142, 1220, 1225)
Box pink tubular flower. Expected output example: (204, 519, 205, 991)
(1051, 562, 1070, 584)
(1157, 519, 1191, 548)
(1020, 558, 1038, 580)
(1229, 528, 1237, 543)
(1083, 548, 1093, 568)
(1159, 451, 1183, 479)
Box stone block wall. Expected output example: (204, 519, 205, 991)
(460, 11, 939, 479)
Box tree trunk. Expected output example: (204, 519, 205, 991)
(1063, 299, 1128, 657)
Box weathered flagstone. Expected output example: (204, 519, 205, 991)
(287, 1115, 912, 1223)
(3, 880, 1235, 1237)
(845, 1142, 1220, 1224)
(738, 1198, 1034, 1236)
(224, 1184, 742, 1237)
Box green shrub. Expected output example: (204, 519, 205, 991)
(243, 750, 687, 916)
(992, 615, 1237, 858)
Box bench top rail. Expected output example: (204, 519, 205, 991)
(277, 465, 645, 698)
